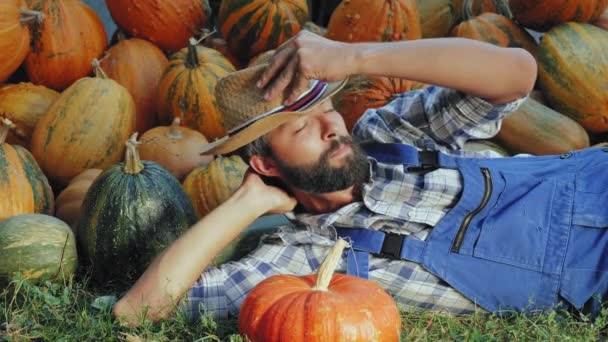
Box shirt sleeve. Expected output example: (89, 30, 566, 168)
(352, 86, 526, 151)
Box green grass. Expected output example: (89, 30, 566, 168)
(2, 274, 608, 341)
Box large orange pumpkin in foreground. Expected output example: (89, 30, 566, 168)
(157, 39, 235, 140)
(100, 35, 169, 133)
(24, 0, 107, 90)
(327, 0, 421, 42)
(0, 0, 40, 82)
(509, 0, 608, 32)
(239, 239, 401, 341)
(218, 0, 309, 65)
(105, 0, 211, 53)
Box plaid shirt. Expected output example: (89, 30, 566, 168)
(180, 86, 526, 319)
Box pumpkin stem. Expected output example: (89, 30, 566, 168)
(312, 238, 350, 291)
(19, 8, 45, 25)
(185, 38, 201, 69)
(124, 133, 144, 174)
(195, 28, 217, 45)
(493, 0, 513, 19)
(92, 59, 109, 79)
(0, 118, 16, 144)
(168, 118, 184, 139)
(462, 0, 475, 21)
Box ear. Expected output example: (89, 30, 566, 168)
(249, 155, 281, 178)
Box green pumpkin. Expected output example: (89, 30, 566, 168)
(0, 214, 77, 285)
(78, 133, 197, 286)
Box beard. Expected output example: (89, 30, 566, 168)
(273, 136, 369, 193)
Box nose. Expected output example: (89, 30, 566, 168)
(318, 112, 338, 141)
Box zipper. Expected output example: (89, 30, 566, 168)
(451, 168, 493, 253)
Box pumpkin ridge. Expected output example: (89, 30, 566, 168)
(14, 146, 53, 214)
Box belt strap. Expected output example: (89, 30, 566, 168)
(361, 142, 458, 170)
(336, 228, 425, 278)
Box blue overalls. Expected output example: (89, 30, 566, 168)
(338, 143, 608, 316)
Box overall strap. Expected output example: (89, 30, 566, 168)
(336, 227, 426, 279)
(361, 142, 458, 170)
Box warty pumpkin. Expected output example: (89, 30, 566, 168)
(100, 35, 169, 134)
(0, 118, 54, 220)
(594, 7, 608, 30)
(157, 39, 235, 140)
(239, 238, 401, 341)
(0, 214, 77, 285)
(24, 0, 107, 91)
(509, 0, 608, 32)
(105, 0, 211, 53)
(55, 168, 102, 232)
(416, 0, 458, 38)
(0, 82, 59, 148)
(326, 0, 422, 42)
(494, 98, 589, 155)
(78, 133, 197, 286)
(139, 117, 213, 181)
(0, 0, 42, 82)
(537, 23, 608, 132)
(332, 75, 426, 131)
(450, 0, 538, 58)
(218, 0, 309, 65)
(30, 60, 136, 187)
(183, 155, 248, 219)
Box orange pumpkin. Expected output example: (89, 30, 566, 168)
(55, 168, 102, 231)
(594, 7, 608, 30)
(183, 156, 248, 218)
(450, 0, 538, 58)
(139, 118, 213, 181)
(0, 118, 54, 219)
(24, 0, 107, 91)
(0, 82, 59, 148)
(105, 0, 211, 53)
(326, 0, 422, 42)
(30, 61, 136, 186)
(510, 0, 608, 32)
(100, 35, 169, 134)
(333, 75, 425, 131)
(218, 0, 309, 64)
(416, 0, 458, 38)
(239, 238, 401, 341)
(157, 39, 235, 140)
(0, 0, 40, 82)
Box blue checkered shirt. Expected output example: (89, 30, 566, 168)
(180, 86, 526, 319)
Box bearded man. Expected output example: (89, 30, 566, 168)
(113, 31, 608, 326)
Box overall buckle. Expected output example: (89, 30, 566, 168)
(415, 150, 439, 170)
(378, 232, 406, 259)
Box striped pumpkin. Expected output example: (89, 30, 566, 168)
(157, 40, 235, 140)
(450, 0, 537, 58)
(100, 36, 169, 134)
(105, 0, 211, 53)
(326, 0, 421, 42)
(0, 82, 59, 148)
(0, 214, 77, 285)
(218, 0, 309, 64)
(0, 0, 39, 82)
(332, 75, 426, 131)
(78, 134, 196, 285)
(30, 62, 136, 187)
(24, 0, 107, 90)
(416, 0, 458, 38)
(510, 0, 608, 32)
(183, 155, 248, 219)
(0, 119, 54, 220)
(537, 23, 608, 132)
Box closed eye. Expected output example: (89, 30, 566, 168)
(295, 121, 307, 134)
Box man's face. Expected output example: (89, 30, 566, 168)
(265, 100, 369, 193)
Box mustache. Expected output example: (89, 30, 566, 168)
(325, 136, 354, 156)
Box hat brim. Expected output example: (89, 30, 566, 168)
(200, 78, 348, 155)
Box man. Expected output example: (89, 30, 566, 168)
(113, 31, 607, 327)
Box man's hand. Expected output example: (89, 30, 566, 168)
(256, 31, 355, 105)
(240, 171, 297, 214)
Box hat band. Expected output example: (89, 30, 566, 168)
(227, 80, 328, 135)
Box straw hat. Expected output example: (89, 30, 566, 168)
(199, 61, 348, 155)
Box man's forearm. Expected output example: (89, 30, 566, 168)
(349, 38, 537, 104)
(113, 185, 270, 326)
